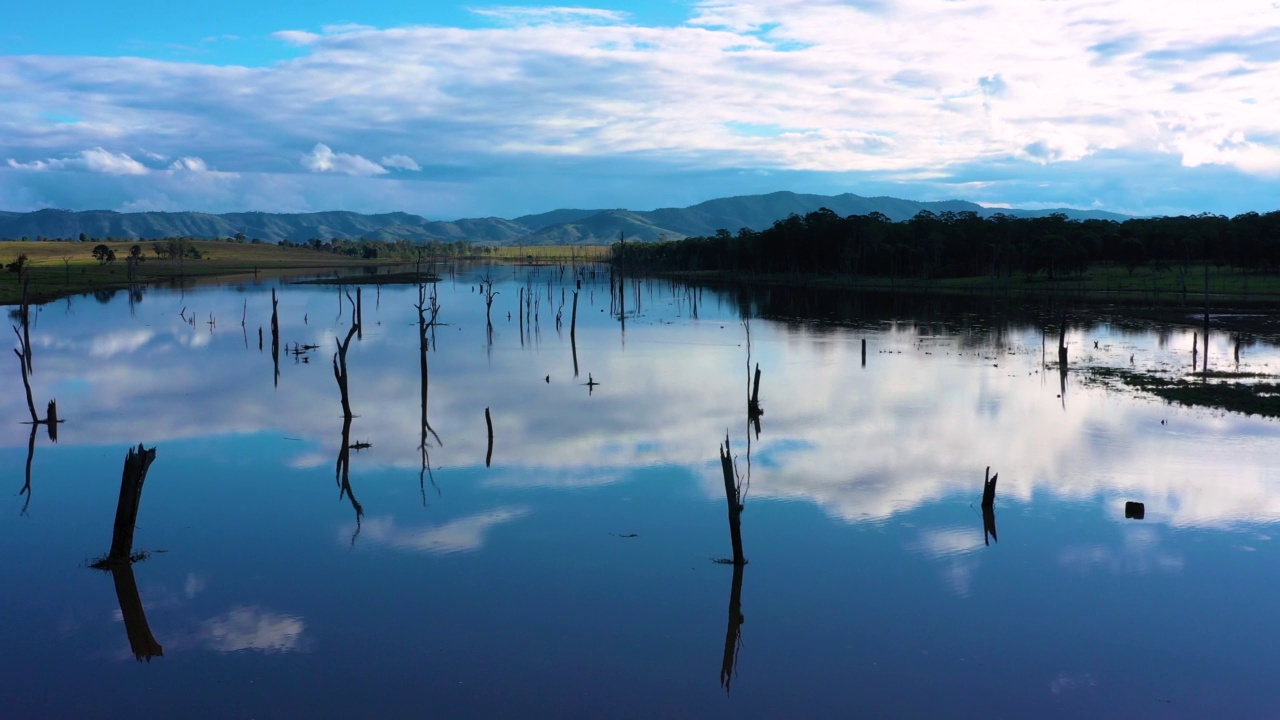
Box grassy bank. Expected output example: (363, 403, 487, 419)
(0, 241, 612, 304)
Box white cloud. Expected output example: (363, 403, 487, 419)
(202, 606, 306, 653)
(8, 147, 150, 175)
(471, 6, 630, 25)
(168, 156, 209, 172)
(379, 154, 420, 171)
(271, 30, 321, 46)
(302, 143, 388, 176)
(2, 1, 1279, 213)
(355, 508, 530, 554)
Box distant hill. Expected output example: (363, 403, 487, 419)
(0, 192, 1131, 245)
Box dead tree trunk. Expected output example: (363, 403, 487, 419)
(271, 289, 280, 387)
(485, 407, 494, 468)
(570, 290, 580, 377)
(720, 435, 746, 566)
(106, 444, 158, 562)
(1057, 314, 1068, 368)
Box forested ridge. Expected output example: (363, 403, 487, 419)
(613, 208, 1280, 279)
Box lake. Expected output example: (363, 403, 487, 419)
(4, 266, 1280, 719)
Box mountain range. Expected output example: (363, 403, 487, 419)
(0, 192, 1130, 245)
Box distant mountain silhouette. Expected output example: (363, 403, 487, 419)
(0, 192, 1130, 245)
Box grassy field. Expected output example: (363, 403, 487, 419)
(0, 241, 614, 304)
(0, 240, 398, 304)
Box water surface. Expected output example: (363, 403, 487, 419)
(4, 269, 1280, 718)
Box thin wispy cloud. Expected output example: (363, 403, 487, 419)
(0, 1, 1277, 215)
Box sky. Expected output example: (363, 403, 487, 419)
(1, 0, 1278, 220)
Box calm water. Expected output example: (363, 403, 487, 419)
(4, 268, 1280, 719)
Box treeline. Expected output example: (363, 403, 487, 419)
(277, 237, 493, 259)
(612, 209, 1280, 279)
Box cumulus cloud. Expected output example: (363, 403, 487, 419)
(8, 147, 150, 175)
(301, 143, 388, 176)
(379, 154, 421, 171)
(1, 1, 1278, 213)
(202, 606, 306, 653)
(354, 508, 530, 554)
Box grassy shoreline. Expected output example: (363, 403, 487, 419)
(0, 241, 611, 304)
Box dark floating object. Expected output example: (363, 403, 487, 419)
(1125, 501, 1145, 520)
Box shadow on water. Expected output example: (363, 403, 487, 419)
(90, 444, 163, 663)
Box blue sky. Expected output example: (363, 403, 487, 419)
(2, 1, 1278, 219)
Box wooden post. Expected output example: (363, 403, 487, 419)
(861, 338, 867, 367)
(356, 287, 363, 340)
(720, 435, 746, 566)
(107, 444, 157, 561)
(485, 407, 494, 467)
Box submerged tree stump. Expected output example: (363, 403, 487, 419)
(720, 435, 746, 566)
(105, 444, 157, 562)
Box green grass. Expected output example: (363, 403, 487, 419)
(0, 241, 615, 304)
(0, 241, 406, 304)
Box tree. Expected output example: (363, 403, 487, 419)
(128, 244, 145, 264)
(92, 244, 116, 265)
(79, 232, 89, 243)
(5, 253, 28, 276)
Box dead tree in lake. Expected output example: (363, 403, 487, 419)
(271, 288, 280, 387)
(417, 281, 443, 504)
(981, 466, 999, 546)
(570, 288, 580, 377)
(485, 407, 494, 468)
(332, 305, 363, 543)
(719, 435, 747, 566)
(86, 445, 162, 660)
